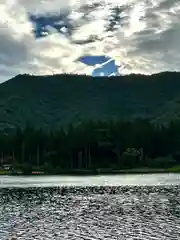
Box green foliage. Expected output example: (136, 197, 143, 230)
(21, 163, 33, 175)
(1, 72, 180, 130)
(1, 72, 180, 173)
(0, 118, 180, 173)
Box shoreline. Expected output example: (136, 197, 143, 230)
(0, 167, 180, 176)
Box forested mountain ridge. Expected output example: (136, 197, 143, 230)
(1, 71, 180, 130)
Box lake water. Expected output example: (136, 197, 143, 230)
(0, 174, 180, 239)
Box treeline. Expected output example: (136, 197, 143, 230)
(1, 119, 180, 174)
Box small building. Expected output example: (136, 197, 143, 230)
(3, 164, 12, 170)
(0, 156, 13, 170)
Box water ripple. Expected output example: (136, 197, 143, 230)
(0, 185, 180, 239)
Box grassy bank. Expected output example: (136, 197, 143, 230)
(1, 166, 180, 176)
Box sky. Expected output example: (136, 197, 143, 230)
(0, 0, 180, 82)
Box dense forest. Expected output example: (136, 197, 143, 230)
(0, 119, 180, 174)
(1, 72, 180, 131)
(1, 72, 180, 174)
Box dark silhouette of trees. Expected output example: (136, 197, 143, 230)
(0, 118, 180, 174)
(2, 72, 180, 130)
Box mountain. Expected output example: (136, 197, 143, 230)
(1, 72, 180, 131)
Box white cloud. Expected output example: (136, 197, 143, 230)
(0, 0, 180, 82)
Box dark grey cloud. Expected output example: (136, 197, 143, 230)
(156, 0, 179, 10)
(0, 26, 30, 66)
(136, 24, 180, 52)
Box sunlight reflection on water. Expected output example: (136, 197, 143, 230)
(0, 174, 180, 239)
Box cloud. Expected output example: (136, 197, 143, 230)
(0, 0, 180, 82)
(0, 26, 29, 65)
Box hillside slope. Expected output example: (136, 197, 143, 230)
(1, 72, 180, 130)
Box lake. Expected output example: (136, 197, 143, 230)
(0, 174, 180, 239)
